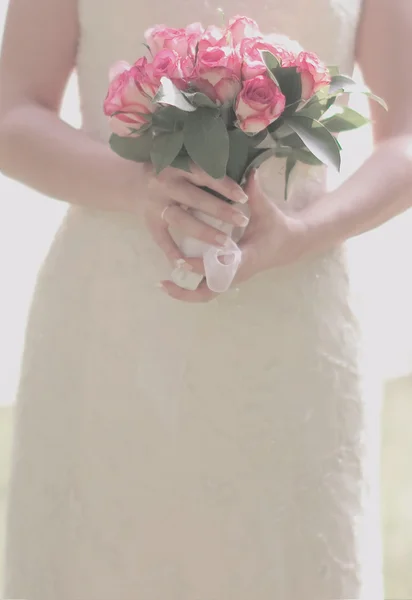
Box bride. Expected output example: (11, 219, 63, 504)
(1, 0, 411, 598)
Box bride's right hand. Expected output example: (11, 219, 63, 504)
(139, 162, 249, 269)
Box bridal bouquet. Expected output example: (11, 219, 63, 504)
(104, 16, 386, 292)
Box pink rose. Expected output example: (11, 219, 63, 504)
(264, 33, 304, 56)
(194, 43, 241, 104)
(196, 43, 241, 78)
(235, 74, 286, 133)
(144, 25, 181, 55)
(132, 56, 158, 98)
(151, 49, 181, 81)
(197, 25, 227, 51)
(240, 37, 296, 80)
(177, 56, 195, 80)
(295, 51, 331, 100)
(150, 49, 194, 90)
(104, 65, 153, 137)
(109, 60, 132, 83)
(226, 16, 261, 46)
(185, 21, 205, 51)
(144, 23, 203, 58)
(195, 73, 241, 104)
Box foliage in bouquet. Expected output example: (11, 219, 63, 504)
(104, 16, 387, 199)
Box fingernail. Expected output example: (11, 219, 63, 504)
(232, 213, 249, 227)
(175, 258, 193, 271)
(215, 234, 230, 246)
(235, 190, 248, 204)
(156, 282, 164, 289)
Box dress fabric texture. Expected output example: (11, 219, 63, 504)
(3, 0, 384, 598)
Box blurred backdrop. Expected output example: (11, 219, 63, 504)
(0, 0, 412, 596)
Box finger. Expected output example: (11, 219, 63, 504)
(183, 256, 205, 274)
(148, 220, 183, 263)
(162, 203, 232, 248)
(159, 279, 217, 303)
(148, 220, 205, 275)
(243, 169, 274, 218)
(170, 181, 249, 228)
(232, 241, 259, 284)
(187, 164, 248, 204)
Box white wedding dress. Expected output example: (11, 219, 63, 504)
(3, 0, 384, 598)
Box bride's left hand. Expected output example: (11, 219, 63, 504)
(159, 169, 310, 303)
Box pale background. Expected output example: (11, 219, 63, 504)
(0, 0, 412, 595)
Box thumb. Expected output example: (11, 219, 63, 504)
(243, 168, 273, 217)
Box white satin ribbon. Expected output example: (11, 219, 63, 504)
(203, 238, 242, 293)
(170, 209, 243, 293)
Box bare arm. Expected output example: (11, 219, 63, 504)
(0, 0, 142, 212)
(301, 0, 412, 250)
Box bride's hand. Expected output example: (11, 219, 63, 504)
(141, 162, 249, 269)
(160, 169, 310, 302)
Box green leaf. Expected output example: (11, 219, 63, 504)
(171, 153, 192, 173)
(297, 87, 330, 119)
(226, 129, 250, 183)
(328, 75, 388, 110)
(242, 148, 277, 182)
(274, 127, 304, 149)
(292, 148, 323, 165)
(284, 156, 297, 200)
(307, 85, 336, 112)
(151, 106, 186, 132)
(273, 67, 302, 107)
(271, 122, 294, 139)
(268, 117, 286, 135)
(246, 129, 269, 147)
(150, 130, 184, 173)
(326, 65, 340, 77)
(283, 115, 341, 171)
(273, 147, 294, 159)
(220, 104, 236, 127)
(262, 50, 281, 70)
(324, 95, 338, 112)
(129, 122, 152, 135)
(297, 99, 325, 120)
(261, 50, 281, 84)
(183, 91, 218, 109)
(261, 52, 279, 87)
(142, 42, 153, 56)
(328, 74, 357, 94)
(183, 108, 229, 178)
(192, 42, 200, 63)
(282, 99, 301, 117)
(154, 77, 197, 112)
(320, 106, 370, 132)
(109, 130, 153, 163)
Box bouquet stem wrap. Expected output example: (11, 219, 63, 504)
(171, 210, 242, 293)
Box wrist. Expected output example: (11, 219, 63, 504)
(298, 193, 346, 258)
(115, 158, 148, 215)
